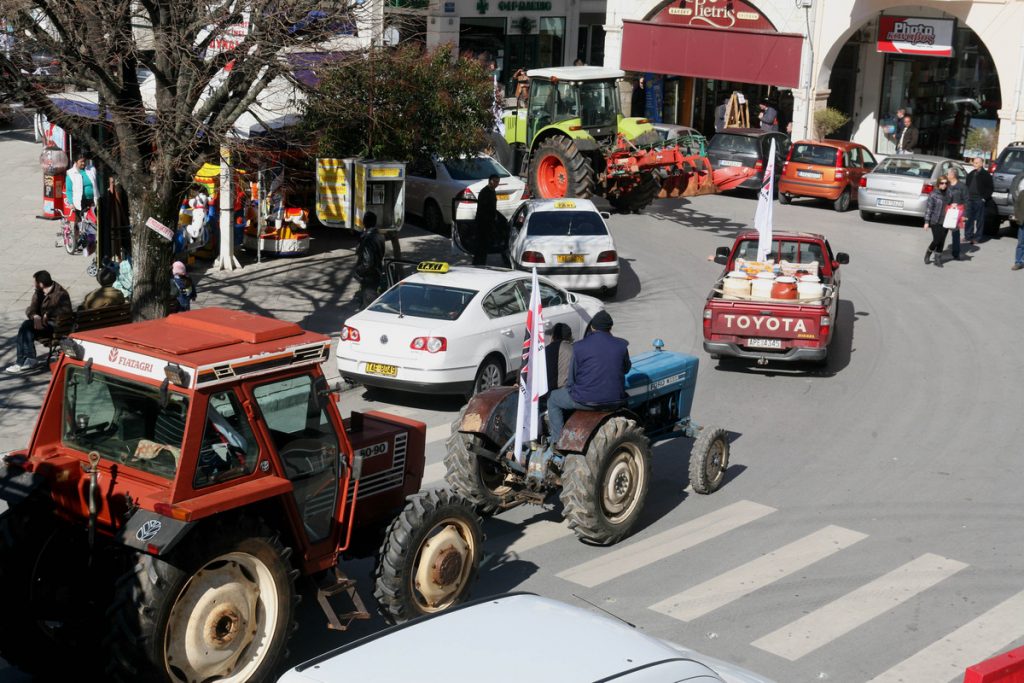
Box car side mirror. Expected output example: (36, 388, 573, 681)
(714, 246, 730, 265)
(568, 292, 578, 304)
(836, 252, 850, 265)
(599, 211, 611, 220)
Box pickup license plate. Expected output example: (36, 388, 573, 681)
(719, 160, 742, 167)
(797, 170, 822, 179)
(365, 362, 398, 377)
(496, 193, 511, 201)
(876, 198, 904, 208)
(746, 338, 782, 349)
(556, 254, 585, 264)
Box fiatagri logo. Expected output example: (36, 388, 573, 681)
(885, 21, 936, 45)
(106, 346, 154, 374)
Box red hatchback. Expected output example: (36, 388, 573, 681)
(778, 140, 877, 212)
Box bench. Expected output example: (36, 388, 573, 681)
(44, 302, 133, 360)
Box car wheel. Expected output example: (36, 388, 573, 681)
(423, 200, 445, 234)
(469, 355, 505, 398)
(859, 210, 877, 222)
(778, 192, 791, 205)
(833, 188, 852, 212)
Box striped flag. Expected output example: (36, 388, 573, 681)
(754, 137, 777, 261)
(513, 268, 548, 465)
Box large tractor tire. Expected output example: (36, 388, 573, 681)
(528, 136, 596, 199)
(106, 516, 298, 683)
(560, 416, 652, 545)
(444, 406, 517, 516)
(608, 173, 661, 214)
(689, 426, 730, 494)
(374, 489, 483, 624)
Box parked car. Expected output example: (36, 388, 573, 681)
(706, 128, 790, 192)
(337, 263, 602, 397)
(405, 154, 526, 233)
(507, 198, 619, 295)
(778, 140, 877, 212)
(857, 154, 967, 221)
(989, 141, 1024, 227)
(279, 593, 777, 683)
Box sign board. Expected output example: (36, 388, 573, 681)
(203, 11, 251, 58)
(877, 16, 955, 58)
(315, 158, 353, 229)
(653, 0, 776, 32)
(146, 217, 175, 241)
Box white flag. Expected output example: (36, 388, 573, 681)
(754, 138, 777, 262)
(513, 268, 548, 465)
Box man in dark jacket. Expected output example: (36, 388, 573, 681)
(895, 115, 918, 154)
(355, 211, 386, 309)
(964, 157, 994, 244)
(6, 270, 71, 374)
(473, 175, 500, 266)
(546, 311, 630, 447)
(81, 267, 125, 310)
(544, 322, 574, 394)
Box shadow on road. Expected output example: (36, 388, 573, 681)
(645, 200, 749, 242)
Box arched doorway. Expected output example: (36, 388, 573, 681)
(819, 12, 1002, 159)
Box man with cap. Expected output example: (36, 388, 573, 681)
(80, 267, 125, 310)
(545, 310, 631, 448)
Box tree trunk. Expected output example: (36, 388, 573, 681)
(129, 195, 176, 321)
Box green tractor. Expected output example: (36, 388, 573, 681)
(501, 67, 691, 213)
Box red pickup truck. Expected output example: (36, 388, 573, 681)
(702, 230, 849, 365)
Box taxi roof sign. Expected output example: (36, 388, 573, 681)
(417, 261, 450, 273)
(553, 200, 577, 209)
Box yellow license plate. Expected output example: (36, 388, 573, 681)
(556, 254, 585, 264)
(496, 193, 511, 201)
(365, 363, 398, 377)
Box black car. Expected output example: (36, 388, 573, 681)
(707, 128, 791, 192)
(989, 142, 1024, 226)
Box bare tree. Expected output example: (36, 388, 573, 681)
(0, 0, 365, 319)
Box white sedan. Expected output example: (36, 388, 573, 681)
(405, 154, 526, 233)
(508, 198, 619, 295)
(337, 264, 603, 397)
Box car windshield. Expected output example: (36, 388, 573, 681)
(709, 134, 759, 155)
(369, 283, 477, 320)
(998, 149, 1024, 174)
(444, 157, 510, 181)
(873, 157, 936, 178)
(579, 80, 619, 128)
(62, 366, 189, 479)
(789, 144, 838, 166)
(734, 239, 823, 264)
(526, 211, 608, 236)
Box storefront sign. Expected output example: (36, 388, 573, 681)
(477, 0, 552, 13)
(652, 0, 775, 32)
(877, 16, 955, 57)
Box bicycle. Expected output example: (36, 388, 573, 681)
(55, 205, 97, 256)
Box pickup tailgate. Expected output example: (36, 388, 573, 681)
(707, 300, 825, 343)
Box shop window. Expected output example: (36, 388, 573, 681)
(538, 17, 565, 69)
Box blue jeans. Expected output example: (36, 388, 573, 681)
(16, 319, 44, 365)
(965, 198, 986, 242)
(1015, 224, 1024, 266)
(546, 387, 587, 446)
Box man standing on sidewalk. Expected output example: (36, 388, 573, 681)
(964, 157, 993, 244)
(6, 271, 71, 374)
(473, 175, 499, 266)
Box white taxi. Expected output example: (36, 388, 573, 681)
(337, 263, 604, 397)
(507, 198, 619, 296)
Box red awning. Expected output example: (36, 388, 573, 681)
(621, 20, 804, 88)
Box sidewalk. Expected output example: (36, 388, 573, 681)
(0, 129, 455, 452)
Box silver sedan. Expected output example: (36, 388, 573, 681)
(857, 154, 968, 221)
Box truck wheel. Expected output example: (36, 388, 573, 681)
(444, 407, 516, 516)
(106, 516, 297, 683)
(528, 136, 595, 199)
(833, 188, 852, 212)
(560, 416, 651, 545)
(374, 489, 483, 624)
(608, 173, 660, 214)
(689, 426, 730, 494)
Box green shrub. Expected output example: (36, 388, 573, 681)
(813, 108, 850, 139)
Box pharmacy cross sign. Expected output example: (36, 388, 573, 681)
(477, 0, 488, 13)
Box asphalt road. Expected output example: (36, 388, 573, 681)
(1, 121, 1022, 681)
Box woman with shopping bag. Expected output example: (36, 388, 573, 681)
(923, 178, 950, 267)
(943, 168, 969, 262)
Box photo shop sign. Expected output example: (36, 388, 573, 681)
(877, 16, 955, 58)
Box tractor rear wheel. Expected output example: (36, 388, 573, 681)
(444, 406, 517, 516)
(689, 426, 730, 494)
(608, 173, 661, 214)
(106, 516, 297, 683)
(560, 416, 651, 545)
(374, 489, 483, 624)
(528, 136, 596, 199)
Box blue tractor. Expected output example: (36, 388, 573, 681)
(445, 340, 730, 545)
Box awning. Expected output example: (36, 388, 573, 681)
(621, 20, 804, 88)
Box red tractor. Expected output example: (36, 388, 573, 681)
(0, 308, 482, 681)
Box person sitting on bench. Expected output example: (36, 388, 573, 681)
(546, 311, 631, 448)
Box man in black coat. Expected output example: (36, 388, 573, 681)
(965, 156, 994, 244)
(895, 115, 918, 154)
(473, 175, 500, 266)
(354, 211, 386, 309)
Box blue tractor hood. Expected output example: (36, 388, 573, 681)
(625, 348, 699, 422)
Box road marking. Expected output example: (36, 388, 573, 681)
(752, 553, 968, 661)
(502, 520, 575, 554)
(557, 500, 776, 588)
(650, 525, 867, 622)
(867, 589, 1024, 683)
(422, 461, 446, 486)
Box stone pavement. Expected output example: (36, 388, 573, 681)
(0, 126, 457, 452)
